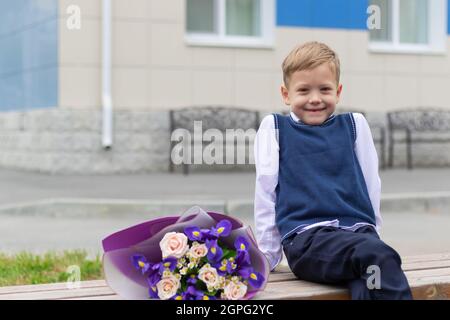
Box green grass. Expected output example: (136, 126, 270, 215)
(0, 250, 104, 287)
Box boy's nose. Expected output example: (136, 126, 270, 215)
(308, 94, 322, 104)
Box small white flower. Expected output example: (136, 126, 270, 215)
(162, 270, 173, 278)
(180, 267, 188, 275)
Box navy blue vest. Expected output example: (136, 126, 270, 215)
(274, 113, 376, 242)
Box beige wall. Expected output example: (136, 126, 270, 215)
(58, 0, 450, 113)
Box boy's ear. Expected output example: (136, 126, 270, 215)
(336, 83, 343, 103)
(280, 84, 290, 105)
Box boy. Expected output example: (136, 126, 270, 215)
(254, 41, 412, 299)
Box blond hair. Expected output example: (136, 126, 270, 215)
(282, 41, 340, 87)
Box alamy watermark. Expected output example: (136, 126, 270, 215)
(66, 265, 81, 289)
(366, 265, 381, 290)
(367, 4, 382, 30)
(66, 5, 81, 30)
(169, 121, 283, 171)
(170, 121, 257, 166)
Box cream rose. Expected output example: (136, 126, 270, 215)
(156, 275, 180, 300)
(224, 281, 247, 300)
(198, 264, 220, 288)
(189, 243, 208, 259)
(159, 232, 189, 259)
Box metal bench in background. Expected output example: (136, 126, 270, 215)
(387, 108, 450, 169)
(169, 106, 259, 174)
(337, 108, 386, 170)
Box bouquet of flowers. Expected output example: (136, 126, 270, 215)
(102, 206, 269, 300)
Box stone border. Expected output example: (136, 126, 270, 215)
(1, 192, 450, 218)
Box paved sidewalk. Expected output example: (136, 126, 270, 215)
(2, 168, 450, 205)
(1, 168, 450, 259)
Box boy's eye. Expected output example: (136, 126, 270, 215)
(321, 87, 332, 91)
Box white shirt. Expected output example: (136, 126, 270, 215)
(254, 112, 383, 271)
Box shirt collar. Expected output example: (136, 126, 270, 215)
(289, 111, 335, 125)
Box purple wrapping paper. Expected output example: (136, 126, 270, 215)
(102, 206, 269, 300)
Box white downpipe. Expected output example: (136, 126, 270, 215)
(102, 0, 113, 148)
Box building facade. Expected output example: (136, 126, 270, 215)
(0, 0, 449, 173)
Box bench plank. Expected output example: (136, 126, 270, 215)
(63, 295, 122, 300)
(0, 286, 115, 300)
(256, 267, 450, 300)
(0, 280, 106, 296)
(1, 253, 449, 300)
(269, 256, 450, 282)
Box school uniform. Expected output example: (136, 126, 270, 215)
(254, 112, 412, 299)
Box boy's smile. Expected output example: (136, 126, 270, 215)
(281, 63, 342, 126)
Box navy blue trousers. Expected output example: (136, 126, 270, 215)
(282, 225, 413, 300)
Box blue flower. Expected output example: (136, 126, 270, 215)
(248, 270, 265, 289)
(182, 285, 204, 300)
(215, 261, 227, 276)
(146, 269, 160, 288)
(200, 228, 216, 241)
(234, 250, 253, 279)
(206, 239, 223, 264)
(185, 220, 232, 242)
(144, 256, 178, 287)
(131, 254, 150, 274)
(146, 263, 162, 287)
(234, 236, 250, 252)
(214, 258, 237, 277)
(184, 226, 203, 241)
(211, 220, 232, 238)
(148, 285, 159, 299)
(158, 257, 177, 273)
(235, 249, 251, 267)
(133, 255, 178, 290)
(187, 274, 197, 285)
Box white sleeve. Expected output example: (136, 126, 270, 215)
(353, 113, 383, 233)
(254, 114, 283, 271)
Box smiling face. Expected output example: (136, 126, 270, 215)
(281, 63, 342, 126)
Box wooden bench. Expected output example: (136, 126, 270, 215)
(169, 106, 259, 174)
(1, 253, 449, 300)
(387, 108, 450, 169)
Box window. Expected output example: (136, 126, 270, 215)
(185, 0, 275, 48)
(368, 0, 447, 54)
(0, 0, 58, 111)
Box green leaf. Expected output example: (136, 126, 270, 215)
(221, 249, 236, 260)
(180, 279, 187, 292)
(207, 288, 218, 296)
